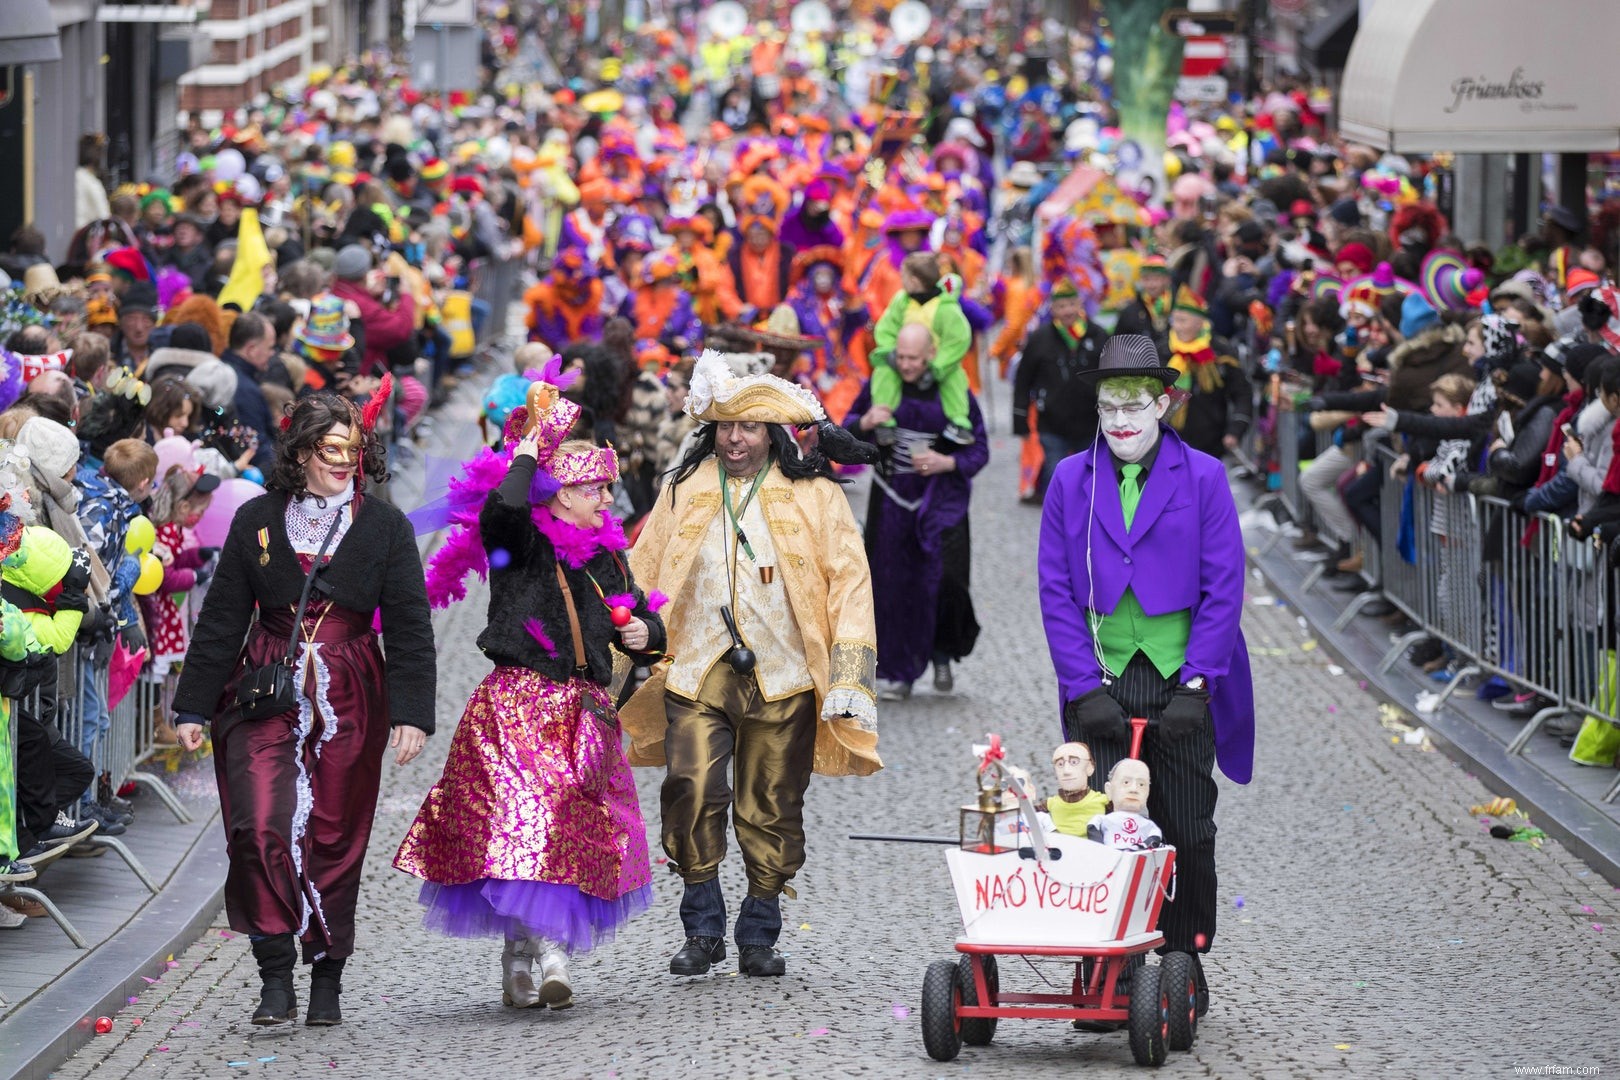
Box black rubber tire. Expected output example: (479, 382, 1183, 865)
(957, 954, 998, 1046)
(921, 959, 964, 1062)
(1127, 961, 1168, 1067)
(1160, 952, 1199, 1051)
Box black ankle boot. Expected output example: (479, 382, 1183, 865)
(250, 935, 298, 1026)
(306, 956, 345, 1026)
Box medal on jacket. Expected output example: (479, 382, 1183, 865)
(256, 527, 271, 567)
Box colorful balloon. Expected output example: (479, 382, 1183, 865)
(193, 477, 267, 548)
(133, 552, 163, 596)
(124, 515, 156, 556)
(153, 435, 197, 484)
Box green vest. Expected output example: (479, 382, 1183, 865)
(1093, 455, 1191, 680)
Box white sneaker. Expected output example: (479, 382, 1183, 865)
(0, 905, 25, 928)
(539, 945, 573, 1010)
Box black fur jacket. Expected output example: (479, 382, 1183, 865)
(476, 455, 666, 684)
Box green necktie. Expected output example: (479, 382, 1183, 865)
(1120, 463, 1144, 530)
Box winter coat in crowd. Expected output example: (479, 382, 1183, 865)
(1012, 320, 1109, 445)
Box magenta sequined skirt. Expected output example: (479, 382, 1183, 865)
(395, 666, 652, 952)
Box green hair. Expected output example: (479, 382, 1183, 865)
(1097, 375, 1166, 398)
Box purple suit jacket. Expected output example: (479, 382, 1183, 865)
(1036, 427, 1255, 783)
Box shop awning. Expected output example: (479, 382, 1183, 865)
(1338, 0, 1620, 153)
(0, 0, 62, 67)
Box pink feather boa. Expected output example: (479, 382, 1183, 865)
(422, 443, 629, 608)
(530, 505, 628, 568)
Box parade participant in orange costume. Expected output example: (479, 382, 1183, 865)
(633, 252, 703, 353)
(667, 215, 742, 324)
(730, 216, 796, 317)
(524, 249, 605, 352)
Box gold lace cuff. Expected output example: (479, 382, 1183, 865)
(828, 639, 877, 699)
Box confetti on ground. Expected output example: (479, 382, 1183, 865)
(1301, 640, 1318, 652)
(1327, 705, 1337, 714)
(141, 976, 159, 984)
(892, 1004, 911, 1018)
(1358, 680, 1369, 690)
(219, 930, 236, 939)
(1594, 924, 1605, 933)
(1335, 1043, 1352, 1050)
(1446, 938, 1464, 945)
(127, 996, 138, 1005)
(1233, 896, 1245, 909)
(799, 923, 812, 931)
(156, 1047, 169, 1052)
(258, 1057, 278, 1063)
(809, 1028, 830, 1036)
(1353, 981, 1367, 988)
(1582, 905, 1594, 913)
(229, 1063, 250, 1068)
(1327, 664, 1345, 676)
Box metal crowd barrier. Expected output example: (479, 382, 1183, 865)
(1363, 447, 1620, 801)
(7, 642, 200, 940)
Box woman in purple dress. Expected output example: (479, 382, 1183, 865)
(173, 389, 437, 1029)
(845, 323, 989, 699)
(396, 384, 665, 1011)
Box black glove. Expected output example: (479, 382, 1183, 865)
(60, 550, 91, 595)
(56, 585, 89, 613)
(1065, 687, 1129, 742)
(76, 603, 113, 642)
(1160, 685, 1211, 740)
(119, 625, 147, 653)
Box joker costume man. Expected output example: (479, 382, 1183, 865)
(1036, 333, 1254, 1011)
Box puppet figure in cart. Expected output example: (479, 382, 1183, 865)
(1086, 758, 1163, 850)
(1036, 741, 1109, 837)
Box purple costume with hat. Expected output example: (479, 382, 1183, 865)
(1036, 333, 1253, 960)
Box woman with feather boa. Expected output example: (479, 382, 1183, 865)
(395, 368, 668, 1011)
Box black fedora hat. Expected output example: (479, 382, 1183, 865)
(1076, 333, 1179, 388)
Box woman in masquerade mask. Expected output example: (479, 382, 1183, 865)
(172, 386, 437, 1030)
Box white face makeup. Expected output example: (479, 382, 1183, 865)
(1052, 742, 1095, 793)
(1106, 757, 1152, 815)
(1096, 383, 1169, 463)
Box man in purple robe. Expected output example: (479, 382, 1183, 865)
(846, 324, 987, 698)
(1036, 333, 1254, 1017)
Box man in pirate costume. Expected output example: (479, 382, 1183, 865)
(1164, 285, 1252, 459)
(1036, 334, 1254, 1018)
(622, 351, 881, 978)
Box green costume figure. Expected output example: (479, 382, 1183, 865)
(868, 254, 974, 445)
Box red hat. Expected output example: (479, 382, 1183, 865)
(450, 175, 485, 197)
(1289, 199, 1316, 221)
(1334, 242, 1376, 275)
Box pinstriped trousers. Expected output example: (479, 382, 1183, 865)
(1067, 653, 1219, 955)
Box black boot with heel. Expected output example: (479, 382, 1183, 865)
(249, 935, 298, 1026)
(306, 956, 345, 1026)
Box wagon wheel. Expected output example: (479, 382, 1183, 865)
(921, 959, 964, 1062)
(1127, 961, 1168, 1067)
(1159, 952, 1199, 1051)
(957, 954, 998, 1046)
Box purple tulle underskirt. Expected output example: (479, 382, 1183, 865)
(418, 878, 653, 954)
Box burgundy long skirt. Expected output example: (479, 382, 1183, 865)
(213, 602, 388, 963)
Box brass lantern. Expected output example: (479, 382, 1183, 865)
(959, 767, 1019, 855)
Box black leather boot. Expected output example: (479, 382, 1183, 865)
(249, 935, 298, 1026)
(306, 956, 345, 1026)
(669, 936, 726, 975)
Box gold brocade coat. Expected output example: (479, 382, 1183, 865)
(621, 460, 883, 777)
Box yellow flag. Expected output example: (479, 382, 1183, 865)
(216, 207, 269, 312)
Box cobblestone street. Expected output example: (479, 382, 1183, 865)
(52, 435, 1620, 1079)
